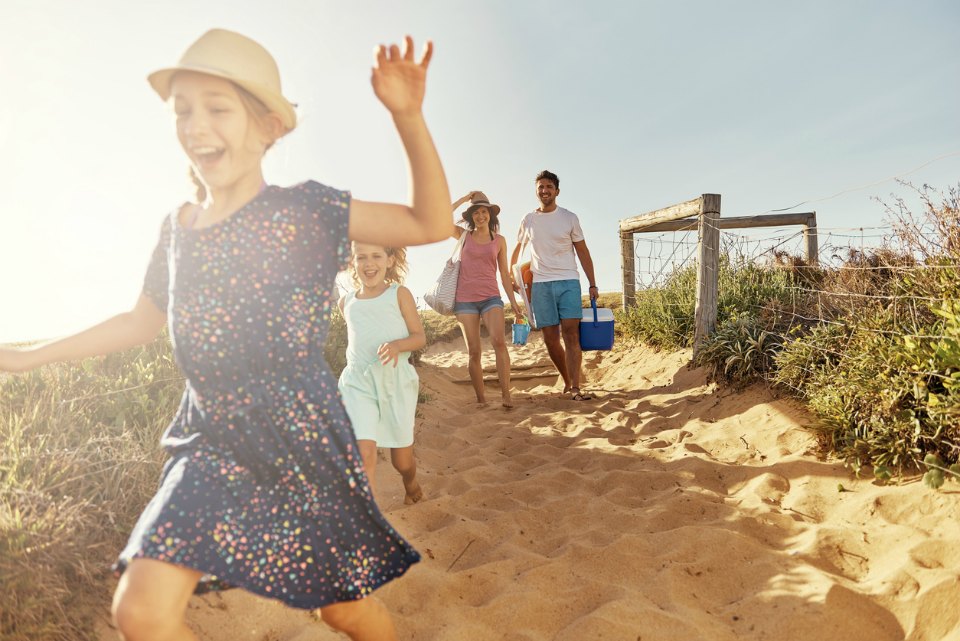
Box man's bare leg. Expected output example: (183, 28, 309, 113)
(540, 324, 570, 392)
(560, 318, 590, 400)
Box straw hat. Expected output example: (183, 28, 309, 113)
(148, 28, 297, 131)
(463, 192, 501, 219)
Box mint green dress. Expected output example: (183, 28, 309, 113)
(338, 284, 419, 447)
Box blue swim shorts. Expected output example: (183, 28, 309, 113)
(531, 279, 582, 328)
(454, 296, 504, 315)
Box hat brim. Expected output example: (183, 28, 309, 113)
(148, 65, 297, 132)
(463, 203, 501, 218)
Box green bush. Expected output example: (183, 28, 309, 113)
(696, 313, 782, 386)
(620, 255, 798, 354)
(771, 323, 850, 396)
(619, 264, 697, 350)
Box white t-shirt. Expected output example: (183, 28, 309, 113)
(516, 206, 585, 282)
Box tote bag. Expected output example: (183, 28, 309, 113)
(424, 233, 467, 315)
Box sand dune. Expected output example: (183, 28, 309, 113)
(99, 333, 960, 640)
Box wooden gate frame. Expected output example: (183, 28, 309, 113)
(619, 194, 817, 357)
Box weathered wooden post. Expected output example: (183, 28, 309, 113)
(621, 231, 636, 308)
(693, 194, 721, 358)
(803, 212, 819, 265)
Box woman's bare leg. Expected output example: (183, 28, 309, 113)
(112, 558, 203, 641)
(481, 306, 512, 407)
(456, 313, 486, 404)
(357, 439, 379, 496)
(320, 597, 398, 641)
(390, 446, 423, 504)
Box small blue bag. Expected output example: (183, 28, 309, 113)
(512, 322, 531, 346)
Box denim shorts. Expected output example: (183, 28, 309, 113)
(454, 296, 504, 315)
(531, 279, 582, 327)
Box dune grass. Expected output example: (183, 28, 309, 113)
(0, 338, 183, 641)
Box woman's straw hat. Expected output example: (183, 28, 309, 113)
(148, 28, 297, 131)
(463, 192, 501, 219)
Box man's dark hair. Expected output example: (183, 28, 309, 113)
(535, 170, 559, 189)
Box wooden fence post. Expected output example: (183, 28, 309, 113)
(693, 194, 721, 358)
(804, 213, 819, 265)
(621, 231, 636, 308)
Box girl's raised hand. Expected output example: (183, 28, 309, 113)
(371, 36, 433, 118)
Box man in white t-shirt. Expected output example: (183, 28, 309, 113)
(510, 170, 598, 401)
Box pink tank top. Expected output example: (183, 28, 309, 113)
(455, 232, 502, 302)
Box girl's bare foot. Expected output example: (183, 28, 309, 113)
(403, 481, 424, 505)
(501, 394, 514, 409)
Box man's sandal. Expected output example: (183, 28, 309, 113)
(571, 388, 593, 401)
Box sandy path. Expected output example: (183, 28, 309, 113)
(99, 333, 960, 640)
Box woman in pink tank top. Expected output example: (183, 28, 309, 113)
(449, 191, 523, 408)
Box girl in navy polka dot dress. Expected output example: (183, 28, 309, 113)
(0, 28, 450, 641)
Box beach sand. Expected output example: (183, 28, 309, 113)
(98, 333, 960, 640)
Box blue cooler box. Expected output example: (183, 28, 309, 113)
(580, 301, 615, 351)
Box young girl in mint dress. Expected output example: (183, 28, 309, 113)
(0, 28, 451, 641)
(338, 243, 425, 505)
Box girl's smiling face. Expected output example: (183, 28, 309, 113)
(170, 72, 273, 194)
(352, 243, 395, 289)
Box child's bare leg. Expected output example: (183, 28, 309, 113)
(357, 439, 379, 496)
(456, 313, 486, 404)
(390, 446, 423, 504)
(320, 596, 397, 641)
(481, 306, 512, 407)
(112, 558, 203, 641)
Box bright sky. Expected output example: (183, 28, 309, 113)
(1, 0, 958, 344)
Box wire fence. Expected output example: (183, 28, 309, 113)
(631, 222, 900, 291)
(628, 215, 959, 359)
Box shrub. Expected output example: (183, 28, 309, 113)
(696, 314, 782, 386)
(619, 263, 697, 350)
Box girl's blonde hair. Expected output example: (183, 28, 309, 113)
(349, 244, 409, 289)
(189, 80, 285, 203)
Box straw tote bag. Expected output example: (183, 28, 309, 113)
(424, 232, 468, 315)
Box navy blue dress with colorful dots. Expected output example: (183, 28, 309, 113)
(117, 181, 419, 608)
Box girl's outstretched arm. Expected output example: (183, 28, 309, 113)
(350, 36, 451, 248)
(0, 295, 166, 373)
(376, 286, 426, 367)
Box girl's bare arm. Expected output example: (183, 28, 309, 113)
(350, 37, 450, 248)
(0, 295, 167, 373)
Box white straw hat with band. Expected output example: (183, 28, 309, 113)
(147, 28, 297, 132)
